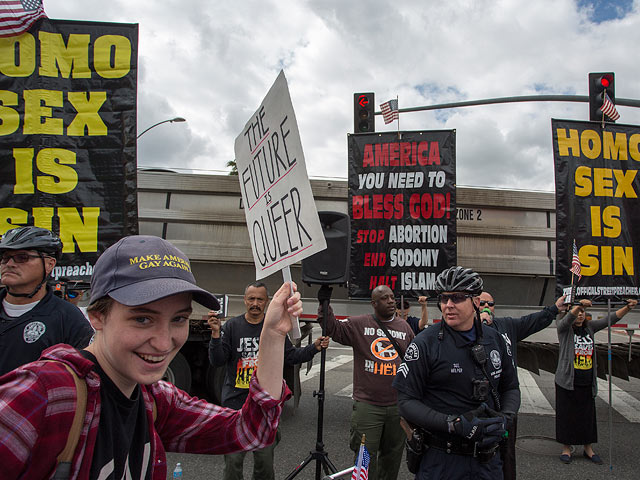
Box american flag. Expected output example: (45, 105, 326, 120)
(380, 99, 399, 124)
(601, 91, 620, 121)
(570, 239, 582, 280)
(351, 442, 370, 480)
(0, 0, 46, 37)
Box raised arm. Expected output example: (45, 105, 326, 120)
(590, 298, 638, 332)
(513, 295, 567, 340)
(207, 311, 231, 366)
(418, 296, 429, 330)
(255, 282, 303, 400)
(615, 298, 637, 319)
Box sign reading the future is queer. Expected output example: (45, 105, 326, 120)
(234, 71, 326, 280)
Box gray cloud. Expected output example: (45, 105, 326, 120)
(46, 0, 640, 189)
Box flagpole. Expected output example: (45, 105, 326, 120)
(357, 434, 366, 469)
(569, 273, 577, 306)
(607, 298, 613, 473)
(601, 89, 606, 128)
(396, 95, 400, 135)
(353, 434, 366, 478)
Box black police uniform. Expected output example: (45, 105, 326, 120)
(393, 321, 520, 480)
(0, 286, 94, 376)
(487, 305, 558, 480)
(489, 305, 559, 366)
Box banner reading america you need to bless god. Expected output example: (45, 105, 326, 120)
(0, 19, 138, 282)
(348, 130, 457, 298)
(234, 70, 326, 280)
(553, 118, 640, 299)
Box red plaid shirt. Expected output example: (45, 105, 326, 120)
(0, 345, 291, 479)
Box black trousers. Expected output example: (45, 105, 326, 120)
(500, 414, 517, 480)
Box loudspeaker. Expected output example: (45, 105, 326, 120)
(302, 211, 350, 285)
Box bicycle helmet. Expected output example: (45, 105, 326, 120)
(0, 226, 63, 260)
(0, 227, 62, 298)
(435, 266, 483, 295)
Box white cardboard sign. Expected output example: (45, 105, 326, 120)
(234, 71, 326, 280)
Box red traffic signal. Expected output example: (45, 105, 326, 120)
(353, 93, 375, 133)
(588, 72, 617, 122)
(598, 74, 612, 88)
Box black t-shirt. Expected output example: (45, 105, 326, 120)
(81, 351, 152, 479)
(406, 315, 420, 335)
(209, 314, 318, 409)
(572, 325, 594, 386)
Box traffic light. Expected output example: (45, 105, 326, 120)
(354, 92, 375, 133)
(588, 72, 616, 122)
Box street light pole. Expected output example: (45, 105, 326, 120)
(137, 117, 186, 139)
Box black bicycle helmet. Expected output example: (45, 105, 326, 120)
(435, 266, 483, 295)
(0, 226, 62, 260)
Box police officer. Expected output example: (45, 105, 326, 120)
(0, 226, 94, 376)
(393, 267, 520, 479)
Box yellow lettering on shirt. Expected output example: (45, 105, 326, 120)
(234, 357, 257, 389)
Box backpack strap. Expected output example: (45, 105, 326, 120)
(152, 398, 157, 422)
(55, 362, 88, 464)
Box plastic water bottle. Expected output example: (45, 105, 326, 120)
(172, 462, 183, 478)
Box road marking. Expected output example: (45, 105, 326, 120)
(335, 384, 353, 397)
(316, 364, 640, 423)
(517, 368, 555, 416)
(597, 378, 640, 423)
(328, 345, 352, 351)
(299, 355, 353, 384)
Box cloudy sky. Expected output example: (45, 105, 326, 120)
(45, 0, 640, 192)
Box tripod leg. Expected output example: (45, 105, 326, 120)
(320, 453, 338, 474)
(284, 452, 315, 480)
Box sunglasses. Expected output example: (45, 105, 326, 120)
(479, 301, 495, 307)
(66, 290, 81, 299)
(438, 293, 473, 304)
(0, 253, 41, 264)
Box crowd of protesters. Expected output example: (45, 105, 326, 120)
(0, 226, 637, 479)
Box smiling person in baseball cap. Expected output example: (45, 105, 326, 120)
(0, 235, 302, 479)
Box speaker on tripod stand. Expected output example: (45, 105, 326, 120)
(285, 211, 350, 480)
(302, 211, 350, 287)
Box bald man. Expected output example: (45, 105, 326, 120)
(478, 291, 567, 480)
(319, 285, 415, 480)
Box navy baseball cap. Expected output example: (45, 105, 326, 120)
(89, 235, 220, 310)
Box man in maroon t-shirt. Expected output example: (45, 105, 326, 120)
(319, 285, 414, 480)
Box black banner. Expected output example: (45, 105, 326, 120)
(348, 130, 457, 298)
(0, 19, 138, 282)
(553, 119, 640, 300)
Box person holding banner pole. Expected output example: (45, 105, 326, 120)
(318, 284, 414, 480)
(555, 298, 637, 464)
(208, 281, 329, 480)
(478, 291, 567, 480)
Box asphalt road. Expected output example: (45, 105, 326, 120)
(167, 326, 640, 479)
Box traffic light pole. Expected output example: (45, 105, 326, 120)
(373, 94, 640, 116)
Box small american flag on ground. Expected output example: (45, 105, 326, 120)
(601, 91, 620, 121)
(570, 239, 582, 280)
(0, 0, 46, 37)
(380, 98, 399, 124)
(351, 442, 370, 480)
